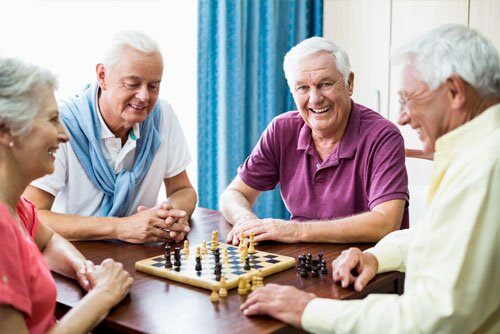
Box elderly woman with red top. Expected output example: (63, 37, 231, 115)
(0, 58, 133, 334)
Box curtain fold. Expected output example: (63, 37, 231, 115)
(198, 0, 323, 218)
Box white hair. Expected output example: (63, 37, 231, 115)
(103, 31, 162, 72)
(283, 37, 351, 87)
(392, 24, 500, 98)
(0, 57, 57, 136)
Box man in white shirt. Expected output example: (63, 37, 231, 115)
(241, 25, 500, 333)
(24, 31, 197, 244)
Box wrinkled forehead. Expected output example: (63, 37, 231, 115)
(397, 64, 429, 96)
(288, 52, 341, 83)
(111, 48, 163, 80)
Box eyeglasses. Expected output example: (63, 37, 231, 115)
(398, 84, 447, 111)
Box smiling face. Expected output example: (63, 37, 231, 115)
(397, 65, 450, 154)
(290, 51, 354, 140)
(97, 47, 163, 134)
(11, 88, 70, 181)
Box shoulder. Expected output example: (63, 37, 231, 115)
(16, 198, 38, 236)
(267, 111, 305, 133)
(156, 99, 181, 130)
(355, 103, 403, 143)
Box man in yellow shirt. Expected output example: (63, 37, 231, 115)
(241, 24, 500, 333)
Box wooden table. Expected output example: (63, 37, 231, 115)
(54, 208, 404, 333)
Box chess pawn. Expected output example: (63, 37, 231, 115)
(218, 277, 228, 298)
(240, 244, 248, 261)
(223, 248, 229, 263)
(202, 240, 208, 255)
(183, 240, 190, 256)
(210, 230, 218, 250)
(248, 232, 256, 254)
(210, 287, 219, 303)
(196, 246, 202, 260)
(238, 231, 245, 250)
(237, 277, 248, 295)
(251, 274, 261, 291)
(245, 275, 251, 292)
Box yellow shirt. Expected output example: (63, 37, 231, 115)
(302, 104, 500, 333)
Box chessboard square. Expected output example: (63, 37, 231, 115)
(231, 270, 246, 275)
(229, 260, 242, 265)
(152, 262, 166, 268)
(152, 256, 165, 262)
(265, 259, 280, 264)
(263, 254, 279, 259)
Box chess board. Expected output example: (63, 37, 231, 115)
(135, 242, 295, 291)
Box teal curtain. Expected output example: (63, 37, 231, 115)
(198, 0, 323, 218)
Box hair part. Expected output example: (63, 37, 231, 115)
(283, 36, 351, 88)
(0, 57, 57, 137)
(392, 24, 500, 98)
(103, 31, 162, 73)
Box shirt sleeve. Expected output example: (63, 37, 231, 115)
(0, 219, 32, 316)
(238, 120, 280, 191)
(162, 101, 192, 179)
(302, 154, 500, 334)
(364, 227, 413, 273)
(30, 142, 68, 197)
(366, 128, 409, 209)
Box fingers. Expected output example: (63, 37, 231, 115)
(156, 208, 187, 220)
(398, 109, 411, 126)
(226, 228, 234, 243)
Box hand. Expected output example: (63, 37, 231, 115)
(137, 202, 190, 242)
(398, 107, 411, 126)
(71, 259, 95, 291)
(331, 247, 378, 292)
(240, 284, 316, 328)
(87, 259, 133, 309)
(226, 219, 300, 245)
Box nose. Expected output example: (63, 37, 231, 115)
(135, 85, 149, 102)
(309, 87, 324, 105)
(398, 108, 411, 126)
(57, 123, 70, 143)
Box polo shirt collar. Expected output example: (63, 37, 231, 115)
(297, 101, 360, 160)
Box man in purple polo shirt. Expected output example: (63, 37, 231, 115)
(221, 37, 409, 245)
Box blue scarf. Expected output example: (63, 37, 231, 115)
(59, 83, 162, 217)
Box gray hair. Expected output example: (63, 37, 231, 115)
(0, 57, 57, 137)
(103, 31, 162, 72)
(392, 24, 500, 98)
(283, 37, 351, 87)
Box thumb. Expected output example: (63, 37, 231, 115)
(137, 205, 149, 212)
(354, 267, 375, 292)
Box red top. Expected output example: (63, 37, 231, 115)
(0, 198, 57, 333)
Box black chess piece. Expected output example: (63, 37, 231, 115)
(214, 263, 222, 275)
(317, 253, 324, 262)
(311, 267, 319, 277)
(244, 256, 251, 271)
(164, 249, 172, 269)
(195, 256, 202, 271)
(320, 259, 328, 274)
(299, 268, 308, 278)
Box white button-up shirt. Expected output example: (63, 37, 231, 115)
(302, 104, 500, 333)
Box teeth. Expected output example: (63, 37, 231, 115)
(130, 104, 146, 110)
(310, 106, 330, 114)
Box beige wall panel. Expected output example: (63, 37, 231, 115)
(324, 0, 391, 116)
(469, 0, 500, 51)
(389, 0, 469, 151)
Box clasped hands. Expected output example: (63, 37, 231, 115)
(115, 201, 190, 244)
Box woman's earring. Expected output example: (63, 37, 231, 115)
(8, 142, 14, 147)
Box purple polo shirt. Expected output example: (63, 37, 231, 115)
(238, 102, 409, 229)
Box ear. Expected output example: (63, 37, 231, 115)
(347, 72, 354, 96)
(445, 75, 466, 110)
(96, 63, 107, 90)
(0, 129, 12, 148)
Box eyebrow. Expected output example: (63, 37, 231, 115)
(123, 75, 161, 84)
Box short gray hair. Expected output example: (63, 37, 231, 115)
(283, 37, 351, 87)
(0, 57, 57, 136)
(392, 24, 500, 98)
(103, 31, 161, 72)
